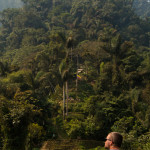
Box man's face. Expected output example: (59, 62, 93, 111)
(105, 134, 112, 149)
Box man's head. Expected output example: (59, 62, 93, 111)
(105, 132, 123, 149)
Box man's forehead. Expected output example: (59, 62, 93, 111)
(107, 134, 111, 138)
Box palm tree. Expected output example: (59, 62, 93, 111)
(59, 54, 70, 119)
(59, 36, 74, 119)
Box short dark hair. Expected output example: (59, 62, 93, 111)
(109, 132, 123, 147)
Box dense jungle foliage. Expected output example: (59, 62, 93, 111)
(0, 0, 150, 149)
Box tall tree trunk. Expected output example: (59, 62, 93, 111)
(76, 54, 78, 99)
(71, 47, 73, 61)
(63, 83, 65, 120)
(66, 81, 68, 116)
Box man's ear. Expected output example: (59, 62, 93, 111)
(110, 141, 113, 146)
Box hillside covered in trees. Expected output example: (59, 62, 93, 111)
(0, 0, 150, 149)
